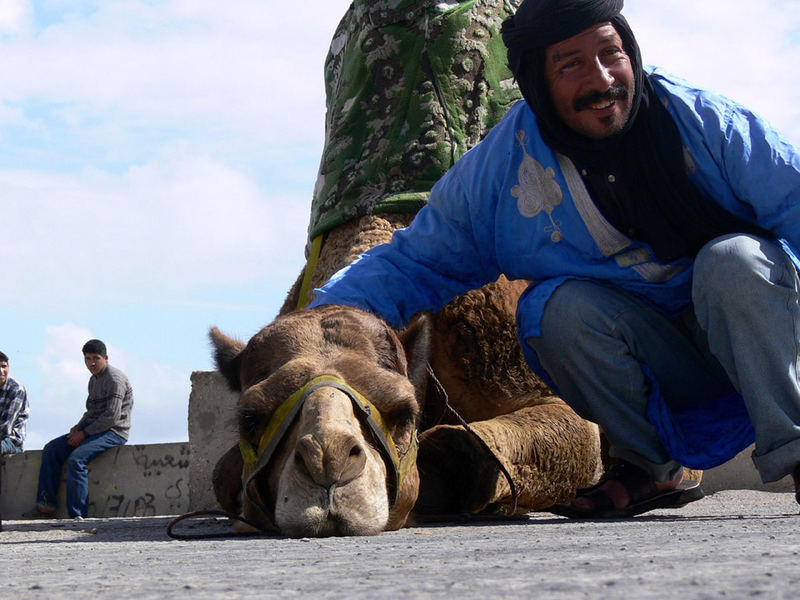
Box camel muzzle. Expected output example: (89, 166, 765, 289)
(239, 374, 419, 525)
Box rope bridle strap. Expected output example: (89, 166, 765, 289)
(240, 374, 419, 524)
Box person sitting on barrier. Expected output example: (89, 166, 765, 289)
(0, 351, 29, 455)
(36, 339, 134, 519)
(308, 0, 800, 517)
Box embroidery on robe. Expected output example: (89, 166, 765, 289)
(555, 153, 686, 283)
(511, 130, 564, 242)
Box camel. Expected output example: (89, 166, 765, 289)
(209, 212, 604, 536)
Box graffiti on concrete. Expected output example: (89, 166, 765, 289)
(90, 492, 157, 517)
(88, 475, 189, 517)
(133, 445, 191, 477)
(83, 445, 192, 517)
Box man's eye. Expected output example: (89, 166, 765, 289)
(559, 59, 581, 74)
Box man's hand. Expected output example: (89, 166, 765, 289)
(67, 429, 86, 447)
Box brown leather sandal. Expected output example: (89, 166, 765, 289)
(550, 460, 704, 519)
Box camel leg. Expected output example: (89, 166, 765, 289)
(415, 401, 603, 515)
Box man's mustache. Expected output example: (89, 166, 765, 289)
(573, 83, 629, 111)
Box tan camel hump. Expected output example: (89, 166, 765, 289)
(429, 277, 554, 423)
(281, 214, 414, 314)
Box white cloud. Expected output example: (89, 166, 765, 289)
(625, 0, 800, 145)
(2, 150, 309, 307)
(0, 0, 27, 34)
(0, 0, 352, 146)
(115, 351, 191, 446)
(39, 323, 94, 398)
(0, 1, 337, 313)
(28, 322, 97, 449)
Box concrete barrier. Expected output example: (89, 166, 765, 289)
(4, 371, 792, 521)
(1, 442, 191, 519)
(702, 447, 793, 493)
(187, 370, 239, 511)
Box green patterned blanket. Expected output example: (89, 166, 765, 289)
(308, 0, 523, 241)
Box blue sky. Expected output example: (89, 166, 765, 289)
(2, 0, 799, 450)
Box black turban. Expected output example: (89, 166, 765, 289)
(502, 0, 624, 54)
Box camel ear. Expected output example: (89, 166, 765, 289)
(398, 313, 432, 399)
(209, 327, 245, 391)
(212, 443, 244, 513)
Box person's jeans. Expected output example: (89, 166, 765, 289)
(524, 234, 800, 483)
(1, 437, 23, 454)
(36, 430, 127, 517)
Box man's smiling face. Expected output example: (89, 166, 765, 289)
(544, 22, 635, 139)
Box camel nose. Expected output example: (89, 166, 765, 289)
(295, 432, 367, 489)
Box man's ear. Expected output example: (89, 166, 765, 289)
(209, 327, 246, 391)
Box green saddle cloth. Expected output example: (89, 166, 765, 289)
(308, 0, 523, 242)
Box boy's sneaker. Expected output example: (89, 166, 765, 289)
(36, 503, 56, 516)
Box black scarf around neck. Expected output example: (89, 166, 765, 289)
(502, 0, 769, 261)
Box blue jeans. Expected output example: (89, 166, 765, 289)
(525, 234, 800, 483)
(1, 437, 23, 454)
(36, 430, 126, 517)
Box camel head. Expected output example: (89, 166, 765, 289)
(209, 305, 431, 537)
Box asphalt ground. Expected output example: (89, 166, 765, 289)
(1, 490, 798, 599)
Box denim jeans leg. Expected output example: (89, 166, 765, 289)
(523, 279, 733, 482)
(37, 434, 74, 508)
(65, 431, 126, 517)
(693, 234, 800, 482)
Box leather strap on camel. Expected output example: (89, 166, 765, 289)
(296, 234, 324, 309)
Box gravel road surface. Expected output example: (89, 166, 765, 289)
(2, 490, 798, 599)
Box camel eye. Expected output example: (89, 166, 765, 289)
(238, 405, 266, 441)
(386, 402, 415, 430)
(383, 402, 416, 445)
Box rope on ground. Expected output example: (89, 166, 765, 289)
(166, 509, 273, 540)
